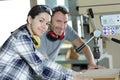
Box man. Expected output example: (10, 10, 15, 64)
(38, 5, 104, 69)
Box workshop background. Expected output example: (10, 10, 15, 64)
(0, 0, 120, 70)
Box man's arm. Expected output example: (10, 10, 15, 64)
(72, 37, 104, 69)
(72, 37, 95, 65)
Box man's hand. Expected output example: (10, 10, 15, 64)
(88, 64, 105, 69)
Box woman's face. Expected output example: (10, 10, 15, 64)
(28, 12, 51, 36)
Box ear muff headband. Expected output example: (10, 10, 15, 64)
(46, 31, 64, 41)
(25, 26, 41, 48)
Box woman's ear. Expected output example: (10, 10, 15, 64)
(27, 16, 32, 24)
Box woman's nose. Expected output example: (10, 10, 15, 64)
(43, 23, 48, 29)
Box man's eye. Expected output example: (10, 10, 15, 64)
(46, 22, 50, 26)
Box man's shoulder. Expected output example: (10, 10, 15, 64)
(40, 31, 47, 39)
(66, 25, 74, 31)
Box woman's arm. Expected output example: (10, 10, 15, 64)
(14, 35, 73, 80)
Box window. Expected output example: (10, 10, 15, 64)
(0, 0, 30, 46)
(57, 0, 65, 5)
(37, 0, 45, 5)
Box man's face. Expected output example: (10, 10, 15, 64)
(51, 11, 68, 36)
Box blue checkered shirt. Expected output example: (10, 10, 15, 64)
(0, 25, 73, 80)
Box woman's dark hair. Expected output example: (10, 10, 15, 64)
(52, 5, 69, 16)
(28, 5, 52, 19)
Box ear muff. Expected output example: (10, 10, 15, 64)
(32, 35, 41, 48)
(24, 26, 40, 48)
(46, 31, 64, 41)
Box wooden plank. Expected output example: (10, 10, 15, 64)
(78, 4, 120, 14)
(77, 0, 120, 7)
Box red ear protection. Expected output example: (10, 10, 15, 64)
(46, 31, 64, 41)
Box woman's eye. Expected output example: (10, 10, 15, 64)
(39, 20, 44, 22)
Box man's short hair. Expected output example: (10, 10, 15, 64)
(52, 5, 69, 16)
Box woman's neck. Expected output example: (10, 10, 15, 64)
(27, 24, 34, 36)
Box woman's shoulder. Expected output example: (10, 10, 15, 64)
(11, 24, 29, 39)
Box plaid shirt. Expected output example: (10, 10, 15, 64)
(0, 25, 73, 80)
